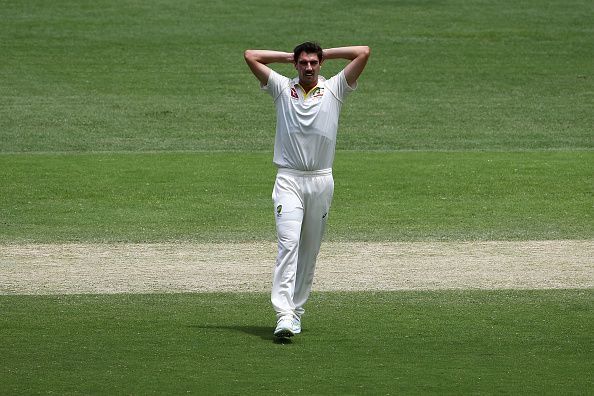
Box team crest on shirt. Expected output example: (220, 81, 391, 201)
(290, 87, 298, 99)
(312, 87, 324, 98)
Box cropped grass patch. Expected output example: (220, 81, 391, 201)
(1, 151, 591, 243)
(1, 0, 592, 152)
(1, 290, 592, 394)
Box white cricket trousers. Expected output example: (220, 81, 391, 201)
(271, 167, 334, 321)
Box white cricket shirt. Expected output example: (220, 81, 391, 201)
(262, 69, 356, 171)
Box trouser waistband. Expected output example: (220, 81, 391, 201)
(277, 168, 332, 177)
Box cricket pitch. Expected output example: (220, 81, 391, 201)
(1, 240, 592, 294)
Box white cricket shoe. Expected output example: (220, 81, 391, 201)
(274, 316, 295, 338)
(292, 317, 301, 334)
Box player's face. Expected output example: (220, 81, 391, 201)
(295, 51, 321, 88)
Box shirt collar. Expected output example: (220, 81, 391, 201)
(292, 75, 326, 87)
(292, 76, 326, 97)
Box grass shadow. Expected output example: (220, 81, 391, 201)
(189, 324, 293, 344)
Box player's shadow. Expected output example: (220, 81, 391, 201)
(190, 324, 293, 344)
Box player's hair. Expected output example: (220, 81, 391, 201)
(293, 42, 323, 63)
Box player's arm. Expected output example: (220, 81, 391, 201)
(323, 46, 371, 87)
(244, 49, 293, 85)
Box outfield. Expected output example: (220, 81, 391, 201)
(1, 0, 593, 394)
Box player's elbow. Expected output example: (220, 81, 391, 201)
(244, 50, 259, 63)
(360, 46, 371, 59)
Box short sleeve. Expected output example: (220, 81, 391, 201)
(261, 70, 290, 102)
(325, 70, 357, 102)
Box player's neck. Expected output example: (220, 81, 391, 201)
(298, 79, 318, 94)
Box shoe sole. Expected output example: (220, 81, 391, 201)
(274, 328, 295, 338)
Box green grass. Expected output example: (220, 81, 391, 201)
(1, 290, 592, 394)
(1, 0, 593, 394)
(1, 0, 592, 152)
(1, 151, 592, 243)
(1, 0, 592, 242)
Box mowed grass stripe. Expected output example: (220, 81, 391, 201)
(1, 290, 592, 394)
(1, 0, 592, 153)
(1, 151, 592, 243)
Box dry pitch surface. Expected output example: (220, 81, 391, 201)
(1, 241, 592, 294)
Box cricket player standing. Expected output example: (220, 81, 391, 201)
(244, 42, 370, 338)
